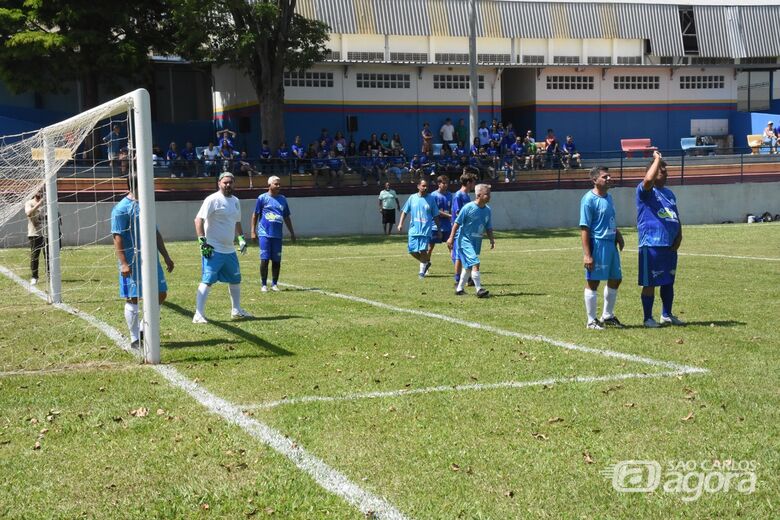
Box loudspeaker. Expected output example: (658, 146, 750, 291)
(346, 115, 358, 133)
(238, 116, 251, 134)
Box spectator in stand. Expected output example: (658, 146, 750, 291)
(470, 137, 481, 156)
(454, 140, 466, 157)
(259, 140, 272, 174)
(219, 141, 234, 172)
(544, 129, 559, 168)
(510, 136, 525, 173)
(291, 136, 305, 174)
(152, 144, 164, 167)
(421, 122, 433, 154)
(319, 128, 333, 150)
(390, 132, 405, 155)
(485, 140, 500, 180)
(436, 145, 453, 177)
(357, 139, 369, 155)
(763, 121, 776, 154)
(358, 151, 378, 187)
(490, 122, 503, 146)
(440, 118, 456, 147)
(181, 141, 198, 177)
(103, 124, 126, 169)
(326, 150, 347, 188)
(478, 120, 490, 147)
(166, 141, 184, 178)
(525, 130, 535, 145)
(455, 118, 468, 145)
(500, 147, 514, 182)
(217, 129, 236, 151)
(367, 133, 382, 154)
(238, 151, 259, 188)
(386, 150, 410, 182)
(502, 123, 516, 152)
(409, 153, 430, 183)
(523, 136, 538, 170)
(379, 132, 392, 154)
(276, 140, 291, 175)
(202, 142, 219, 177)
(562, 135, 581, 170)
(310, 150, 328, 187)
(333, 131, 347, 156)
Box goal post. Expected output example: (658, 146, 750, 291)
(1, 88, 162, 364)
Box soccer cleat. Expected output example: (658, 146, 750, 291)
(260, 285, 268, 292)
(231, 308, 253, 319)
(192, 313, 208, 324)
(271, 285, 280, 292)
(418, 273, 426, 279)
(601, 316, 625, 329)
(423, 261, 432, 275)
(467, 278, 475, 287)
(30, 278, 37, 285)
(643, 318, 661, 328)
(586, 320, 605, 330)
(455, 289, 465, 296)
(476, 288, 490, 298)
(660, 314, 685, 326)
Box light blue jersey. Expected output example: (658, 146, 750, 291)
(401, 193, 437, 238)
(254, 192, 290, 239)
(454, 202, 492, 268)
(579, 191, 617, 240)
(636, 183, 680, 247)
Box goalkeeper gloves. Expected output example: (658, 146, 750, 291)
(198, 237, 214, 258)
(237, 235, 247, 255)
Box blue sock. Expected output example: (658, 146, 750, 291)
(641, 294, 655, 321)
(454, 274, 460, 283)
(660, 284, 674, 317)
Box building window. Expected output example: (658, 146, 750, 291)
(435, 53, 469, 63)
(478, 53, 511, 64)
(432, 74, 485, 89)
(679, 75, 725, 89)
(347, 51, 384, 62)
(389, 52, 427, 63)
(588, 56, 612, 65)
(546, 75, 594, 90)
(355, 73, 411, 89)
(613, 75, 660, 90)
(616, 56, 642, 65)
(553, 56, 580, 64)
(324, 51, 341, 61)
(283, 71, 334, 88)
(522, 55, 545, 64)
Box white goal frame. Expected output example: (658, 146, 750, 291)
(40, 89, 161, 363)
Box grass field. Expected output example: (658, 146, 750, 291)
(1, 223, 778, 519)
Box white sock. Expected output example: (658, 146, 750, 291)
(229, 283, 241, 312)
(584, 288, 598, 323)
(471, 270, 482, 290)
(124, 302, 139, 342)
(196, 283, 211, 316)
(419, 262, 427, 275)
(603, 286, 618, 320)
(456, 268, 471, 291)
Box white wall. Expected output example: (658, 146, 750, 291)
(2, 183, 778, 248)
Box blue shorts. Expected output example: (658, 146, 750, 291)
(408, 236, 430, 253)
(259, 236, 283, 262)
(585, 238, 622, 281)
(456, 237, 483, 268)
(201, 251, 242, 285)
(638, 246, 677, 287)
(451, 244, 460, 264)
(118, 259, 167, 299)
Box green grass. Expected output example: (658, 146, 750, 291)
(1, 223, 778, 518)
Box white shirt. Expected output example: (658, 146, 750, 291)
(196, 191, 241, 254)
(440, 123, 455, 141)
(202, 147, 219, 162)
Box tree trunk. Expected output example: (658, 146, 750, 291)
(256, 70, 285, 150)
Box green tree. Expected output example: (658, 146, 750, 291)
(0, 0, 173, 110)
(172, 0, 329, 148)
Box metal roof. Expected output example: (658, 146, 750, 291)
(298, 0, 780, 58)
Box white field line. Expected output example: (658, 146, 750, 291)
(0, 264, 410, 520)
(242, 369, 698, 410)
(280, 283, 708, 375)
(0, 362, 134, 379)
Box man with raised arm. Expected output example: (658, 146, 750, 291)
(579, 166, 625, 329)
(193, 172, 251, 323)
(251, 175, 296, 292)
(111, 174, 174, 349)
(637, 150, 684, 328)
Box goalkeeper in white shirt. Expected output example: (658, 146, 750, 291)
(193, 172, 252, 323)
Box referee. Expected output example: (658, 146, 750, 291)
(378, 182, 400, 235)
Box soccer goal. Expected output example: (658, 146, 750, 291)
(0, 89, 163, 364)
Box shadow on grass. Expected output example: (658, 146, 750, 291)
(164, 338, 242, 349)
(162, 301, 294, 357)
(680, 320, 746, 328)
(489, 292, 547, 298)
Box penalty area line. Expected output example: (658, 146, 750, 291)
(280, 283, 708, 375)
(0, 264, 411, 520)
(242, 369, 702, 411)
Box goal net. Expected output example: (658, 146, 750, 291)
(0, 89, 162, 369)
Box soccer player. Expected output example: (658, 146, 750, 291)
(397, 179, 439, 279)
(250, 175, 297, 292)
(579, 166, 625, 329)
(451, 168, 477, 286)
(428, 175, 453, 265)
(637, 151, 684, 327)
(447, 183, 495, 298)
(378, 182, 400, 235)
(111, 174, 175, 349)
(25, 190, 47, 285)
(193, 172, 251, 323)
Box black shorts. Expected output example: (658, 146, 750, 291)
(382, 208, 396, 224)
